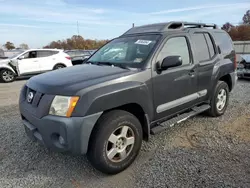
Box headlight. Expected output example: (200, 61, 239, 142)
(49, 96, 79, 117)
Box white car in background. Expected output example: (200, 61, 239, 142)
(0, 49, 72, 83)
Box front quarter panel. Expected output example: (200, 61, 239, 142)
(0, 63, 17, 75)
(72, 70, 154, 120)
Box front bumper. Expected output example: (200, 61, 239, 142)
(20, 106, 102, 155)
(237, 68, 250, 78)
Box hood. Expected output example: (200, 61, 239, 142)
(241, 55, 250, 63)
(0, 59, 10, 65)
(27, 64, 136, 95)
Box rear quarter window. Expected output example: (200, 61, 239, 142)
(50, 51, 59, 55)
(213, 32, 234, 55)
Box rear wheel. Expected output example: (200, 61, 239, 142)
(87, 110, 143, 174)
(0, 69, 16, 83)
(53, 64, 65, 70)
(208, 81, 229, 117)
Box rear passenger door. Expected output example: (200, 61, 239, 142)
(190, 32, 217, 102)
(38, 51, 58, 72)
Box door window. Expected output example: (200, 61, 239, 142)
(192, 33, 210, 62)
(204, 33, 215, 58)
(23, 51, 37, 59)
(37, 51, 52, 58)
(157, 37, 190, 66)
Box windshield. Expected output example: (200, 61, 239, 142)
(88, 35, 160, 67)
(9, 51, 24, 59)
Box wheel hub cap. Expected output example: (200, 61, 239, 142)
(216, 89, 227, 111)
(2, 71, 14, 81)
(106, 125, 135, 163)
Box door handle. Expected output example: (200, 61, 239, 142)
(34, 60, 38, 62)
(188, 69, 195, 77)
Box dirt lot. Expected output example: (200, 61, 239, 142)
(0, 79, 250, 188)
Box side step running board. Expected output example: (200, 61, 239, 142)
(151, 104, 211, 135)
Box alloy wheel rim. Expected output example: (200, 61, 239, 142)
(2, 71, 14, 82)
(106, 125, 135, 163)
(216, 88, 227, 111)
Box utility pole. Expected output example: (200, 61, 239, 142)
(77, 21, 80, 36)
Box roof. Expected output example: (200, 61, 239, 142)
(27, 48, 63, 51)
(122, 21, 219, 36)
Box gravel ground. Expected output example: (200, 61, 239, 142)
(0, 79, 250, 188)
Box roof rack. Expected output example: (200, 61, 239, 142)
(163, 21, 218, 30)
(122, 21, 219, 35)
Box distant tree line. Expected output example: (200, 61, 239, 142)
(1, 42, 29, 50)
(222, 10, 250, 41)
(43, 35, 109, 50)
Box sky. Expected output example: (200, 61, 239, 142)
(0, 0, 249, 48)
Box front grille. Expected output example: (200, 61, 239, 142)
(245, 64, 250, 69)
(26, 87, 43, 107)
(244, 73, 250, 77)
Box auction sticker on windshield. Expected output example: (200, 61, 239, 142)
(135, 40, 152, 45)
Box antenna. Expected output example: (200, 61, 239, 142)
(77, 21, 80, 36)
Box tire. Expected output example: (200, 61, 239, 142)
(87, 110, 143, 174)
(208, 81, 229, 117)
(53, 64, 65, 70)
(0, 69, 16, 83)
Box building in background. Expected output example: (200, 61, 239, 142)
(234, 41, 250, 62)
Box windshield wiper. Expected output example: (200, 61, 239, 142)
(87, 61, 130, 70)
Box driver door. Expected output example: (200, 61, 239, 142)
(17, 51, 40, 75)
(152, 35, 200, 120)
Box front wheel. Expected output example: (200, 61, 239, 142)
(208, 81, 229, 117)
(87, 110, 143, 174)
(0, 69, 16, 83)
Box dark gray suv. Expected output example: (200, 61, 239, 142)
(19, 22, 237, 174)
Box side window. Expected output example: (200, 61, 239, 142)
(50, 51, 59, 55)
(157, 37, 190, 66)
(23, 52, 30, 59)
(214, 32, 234, 55)
(66, 51, 75, 56)
(204, 33, 215, 58)
(192, 33, 210, 62)
(23, 51, 37, 59)
(37, 51, 52, 58)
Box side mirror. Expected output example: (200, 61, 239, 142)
(161, 55, 182, 70)
(18, 56, 25, 60)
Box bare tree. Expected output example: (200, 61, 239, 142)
(4, 41, 15, 50)
(243, 10, 250, 24)
(19, 43, 29, 50)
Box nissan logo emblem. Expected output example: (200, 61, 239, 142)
(27, 92, 34, 103)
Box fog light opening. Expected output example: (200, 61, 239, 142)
(51, 133, 67, 148)
(59, 136, 66, 146)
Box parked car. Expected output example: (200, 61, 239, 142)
(0, 49, 8, 59)
(0, 49, 72, 82)
(64, 50, 92, 65)
(19, 21, 237, 174)
(237, 55, 250, 79)
(4, 49, 24, 58)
